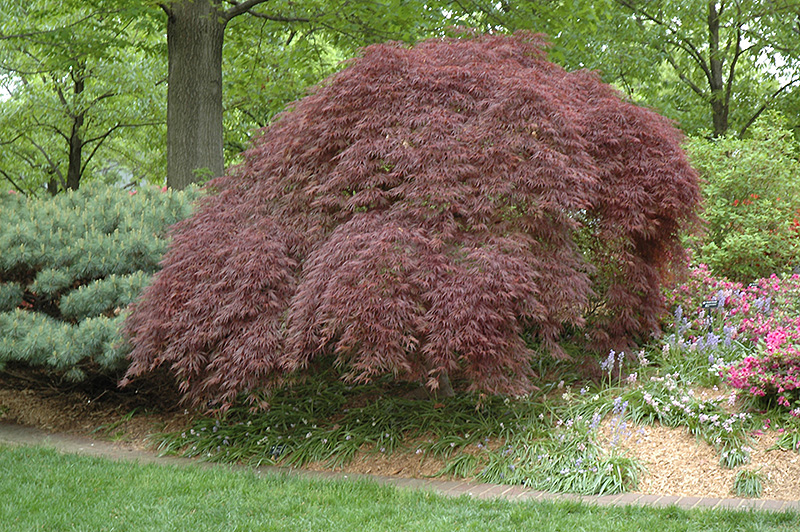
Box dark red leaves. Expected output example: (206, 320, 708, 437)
(123, 32, 700, 408)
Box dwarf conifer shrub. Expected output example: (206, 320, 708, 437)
(123, 32, 700, 409)
(0, 184, 198, 381)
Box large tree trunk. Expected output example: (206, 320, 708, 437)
(166, 0, 226, 190)
(707, 1, 729, 137)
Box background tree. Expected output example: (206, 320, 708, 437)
(0, 0, 166, 195)
(607, 0, 800, 137)
(464, 0, 800, 137)
(123, 33, 701, 409)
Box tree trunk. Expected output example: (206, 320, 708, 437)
(707, 1, 729, 137)
(166, 0, 226, 190)
(435, 371, 455, 399)
(66, 116, 84, 191)
(66, 74, 85, 191)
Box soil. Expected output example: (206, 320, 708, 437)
(1, 369, 799, 500)
(0, 368, 191, 451)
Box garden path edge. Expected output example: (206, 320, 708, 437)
(1, 420, 796, 513)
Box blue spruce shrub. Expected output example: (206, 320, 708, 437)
(0, 283, 23, 312)
(0, 184, 198, 380)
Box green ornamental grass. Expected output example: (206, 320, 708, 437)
(733, 469, 765, 498)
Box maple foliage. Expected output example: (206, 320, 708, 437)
(122, 32, 701, 409)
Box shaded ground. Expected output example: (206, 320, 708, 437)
(1, 368, 798, 500)
(0, 367, 190, 450)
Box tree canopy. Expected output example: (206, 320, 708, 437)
(468, 0, 800, 137)
(0, 0, 165, 194)
(122, 33, 701, 409)
(2, 1, 799, 195)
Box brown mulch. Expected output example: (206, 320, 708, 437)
(598, 419, 800, 500)
(0, 369, 191, 451)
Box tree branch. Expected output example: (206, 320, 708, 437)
(27, 137, 65, 189)
(83, 91, 117, 114)
(30, 115, 69, 143)
(0, 9, 122, 41)
(616, 0, 717, 80)
(738, 77, 800, 137)
(53, 79, 69, 108)
(224, 0, 269, 20)
(670, 37, 713, 83)
(243, 9, 312, 23)
(663, 53, 706, 97)
(223, 0, 278, 22)
(0, 168, 29, 195)
(723, 10, 743, 110)
(81, 121, 163, 175)
(0, 132, 28, 147)
(223, 0, 313, 24)
(0, 62, 54, 76)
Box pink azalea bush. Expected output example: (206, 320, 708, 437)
(664, 263, 800, 412)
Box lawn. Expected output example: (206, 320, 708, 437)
(0, 445, 797, 532)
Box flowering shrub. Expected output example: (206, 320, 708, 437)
(663, 262, 800, 411)
(684, 114, 800, 282)
(726, 331, 800, 409)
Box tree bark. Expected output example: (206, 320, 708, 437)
(166, 0, 227, 190)
(707, 1, 728, 137)
(66, 77, 85, 192)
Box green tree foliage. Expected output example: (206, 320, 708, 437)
(477, 0, 800, 137)
(0, 0, 166, 195)
(220, 17, 349, 160)
(0, 184, 198, 381)
(605, 0, 800, 138)
(685, 113, 800, 281)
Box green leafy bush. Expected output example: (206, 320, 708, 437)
(0, 184, 198, 380)
(685, 114, 800, 282)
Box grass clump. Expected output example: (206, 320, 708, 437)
(733, 469, 765, 498)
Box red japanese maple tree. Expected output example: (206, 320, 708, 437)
(122, 32, 700, 409)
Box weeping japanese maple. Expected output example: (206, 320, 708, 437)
(122, 32, 700, 408)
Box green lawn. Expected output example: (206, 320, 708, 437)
(0, 445, 797, 532)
